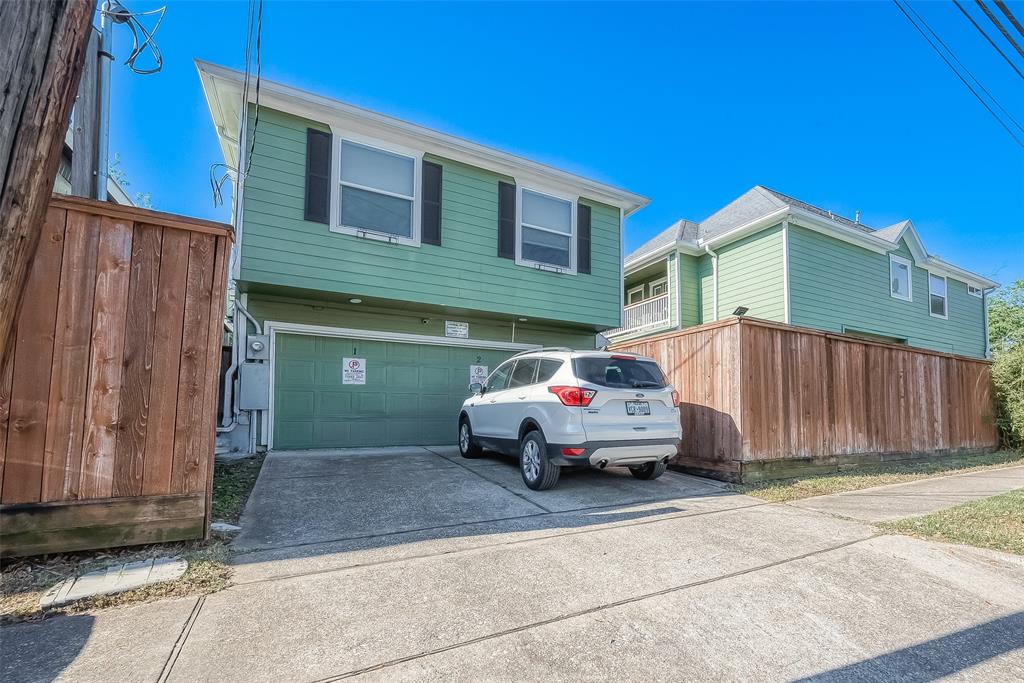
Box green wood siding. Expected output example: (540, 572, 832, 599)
(245, 294, 597, 349)
(240, 107, 622, 329)
(788, 226, 987, 358)
(697, 225, 786, 323)
(677, 253, 701, 328)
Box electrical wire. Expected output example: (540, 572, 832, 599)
(994, 0, 1024, 39)
(244, 0, 263, 177)
(904, 1, 1024, 135)
(975, 0, 1024, 58)
(101, 2, 166, 75)
(893, 0, 1024, 148)
(953, 0, 1024, 80)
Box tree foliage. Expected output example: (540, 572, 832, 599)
(990, 280, 1024, 448)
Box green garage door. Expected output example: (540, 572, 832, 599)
(273, 333, 515, 449)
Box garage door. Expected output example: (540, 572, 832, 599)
(273, 333, 515, 449)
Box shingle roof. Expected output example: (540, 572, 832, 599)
(626, 185, 891, 263)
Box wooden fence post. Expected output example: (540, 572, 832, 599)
(0, 0, 96, 367)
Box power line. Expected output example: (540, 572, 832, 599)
(905, 1, 1024, 135)
(975, 0, 1024, 58)
(994, 0, 1024, 39)
(953, 0, 1024, 80)
(892, 0, 1024, 147)
(243, 0, 263, 177)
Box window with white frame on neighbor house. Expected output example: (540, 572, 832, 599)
(929, 273, 948, 318)
(650, 278, 668, 297)
(890, 254, 912, 301)
(339, 140, 416, 238)
(520, 189, 573, 268)
(627, 285, 644, 305)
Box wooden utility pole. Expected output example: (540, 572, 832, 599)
(0, 0, 96, 367)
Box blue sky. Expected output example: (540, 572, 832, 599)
(107, 1, 1023, 285)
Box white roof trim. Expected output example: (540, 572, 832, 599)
(195, 60, 649, 216)
(623, 204, 998, 289)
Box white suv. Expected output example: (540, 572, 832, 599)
(458, 349, 682, 490)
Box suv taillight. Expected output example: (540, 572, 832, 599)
(548, 385, 597, 407)
(671, 390, 680, 407)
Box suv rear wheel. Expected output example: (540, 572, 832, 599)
(630, 460, 667, 480)
(520, 430, 560, 490)
(458, 418, 483, 459)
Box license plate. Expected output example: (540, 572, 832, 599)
(625, 400, 650, 416)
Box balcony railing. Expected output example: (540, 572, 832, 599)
(605, 293, 670, 337)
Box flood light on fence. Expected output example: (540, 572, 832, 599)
(733, 307, 749, 317)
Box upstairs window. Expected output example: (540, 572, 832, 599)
(650, 277, 668, 297)
(627, 285, 645, 305)
(967, 285, 983, 298)
(339, 139, 416, 239)
(929, 273, 948, 318)
(890, 254, 912, 301)
(520, 188, 574, 270)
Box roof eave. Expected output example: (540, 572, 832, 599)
(194, 60, 649, 215)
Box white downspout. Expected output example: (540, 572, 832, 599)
(704, 245, 719, 321)
(782, 220, 791, 324)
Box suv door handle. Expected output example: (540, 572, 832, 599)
(488, 399, 497, 404)
(517, 395, 527, 400)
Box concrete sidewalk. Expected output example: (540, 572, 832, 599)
(3, 450, 1023, 682)
(790, 464, 1024, 522)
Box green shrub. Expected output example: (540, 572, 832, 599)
(990, 280, 1024, 448)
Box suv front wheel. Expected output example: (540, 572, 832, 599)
(458, 418, 483, 459)
(519, 430, 560, 490)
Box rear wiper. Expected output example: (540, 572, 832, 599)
(631, 380, 661, 388)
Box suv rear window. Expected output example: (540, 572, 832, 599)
(573, 356, 666, 389)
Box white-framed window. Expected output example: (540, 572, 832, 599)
(517, 187, 576, 272)
(332, 134, 422, 246)
(627, 285, 645, 305)
(967, 285, 983, 298)
(889, 254, 912, 301)
(650, 277, 668, 297)
(929, 273, 948, 319)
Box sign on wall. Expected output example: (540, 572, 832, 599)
(445, 321, 469, 338)
(342, 357, 366, 385)
(469, 364, 489, 386)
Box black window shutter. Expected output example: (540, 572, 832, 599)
(421, 161, 442, 245)
(577, 202, 592, 274)
(304, 128, 332, 224)
(497, 181, 516, 259)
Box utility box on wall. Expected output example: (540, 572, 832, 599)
(239, 362, 271, 410)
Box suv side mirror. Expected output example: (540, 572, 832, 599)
(469, 382, 484, 395)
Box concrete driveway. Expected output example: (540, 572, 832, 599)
(4, 447, 1023, 682)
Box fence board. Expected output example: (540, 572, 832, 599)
(42, 210, 101, 501)
(172, 233, 215, 494)
(1, 208, 66, 504)
(111, 223, 162, 497)
(79, 217, 134, 499)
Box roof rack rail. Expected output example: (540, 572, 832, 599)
(510, 346, 573, 358)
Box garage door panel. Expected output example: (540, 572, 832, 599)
(388, 393, 419, 417)
(274, 333, 518, 449)
(278, 390, 314, 417)
(316, 391, 351, 417)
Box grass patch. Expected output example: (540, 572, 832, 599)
(212, 453, 265, 523)
(732, 450, 1024, 503)
(1, 453, 265, 624)
(1, 540, 230, 625)
(879, 489, 1024, 555)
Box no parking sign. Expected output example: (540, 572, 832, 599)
(342, 357, 366, 385)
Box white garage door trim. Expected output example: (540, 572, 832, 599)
(263, 321, 540, 450)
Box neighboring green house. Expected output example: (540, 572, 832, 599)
(609, 186, 997, 359)
(197, 61, 647, 450)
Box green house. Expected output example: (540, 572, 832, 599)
(197, 61, 647, 450)
(609, 187, 997, 359)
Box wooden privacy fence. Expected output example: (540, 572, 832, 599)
(612, 317, 998, 482)
(0, 196, 232, 557)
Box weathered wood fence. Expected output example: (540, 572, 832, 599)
(612, 317, 998, 482)
(0, 196, 232, 557)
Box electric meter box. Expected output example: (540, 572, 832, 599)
(246, 334, 270, 361)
